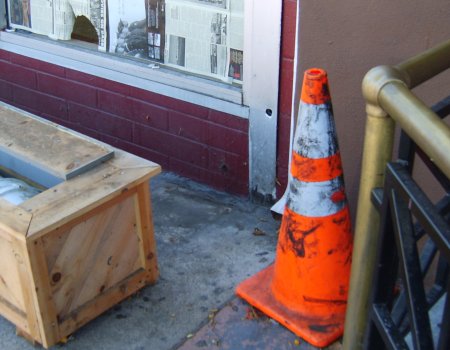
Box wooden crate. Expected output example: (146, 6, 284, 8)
(0, 103, 161, 348)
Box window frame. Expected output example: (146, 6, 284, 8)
(0, 0, 283, 200)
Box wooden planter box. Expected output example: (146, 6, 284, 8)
(0, 103, 160, 348)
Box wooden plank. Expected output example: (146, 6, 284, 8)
(0, 198, 31, 239)
(25, 237, 61, 348)
(0, 103, 113, 182)
(22, 150, 160, 238)
(11, 237, 44, 345)
(58, 268, 155, 338)
(135, 182, 159, 282)
(0, 234, 27, 313)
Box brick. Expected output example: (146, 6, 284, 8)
(0, 50, 11, 61)
(100, 134, 169, 169)
(71, 123, 102, 140)
(95, 77, 132, 95)
(98, 90, 133, 119)
(38, 73, 97, 107)
(168, 111, 209, 143)
(68, 103, 133, 141)
(208, 148, 249, 181)
(132, 87, 209, 119)
(41, 113, 76, 130)
(13, 86, 67, 120)
(208, 109, 248, 132)
(65, 69, 97, 86)
(206, 124, 248, 156)
(66, 70, 132, 95)
(281, 0, 297, 60)
(133, 125, 208, 168)
(131, 98, 168, 130)
(169, 158, 248, 196)
(279, 57, 294, 116)
(0, 61, 37, 89)
(11, 54, 65, 77)
(0, 80, 13, 102)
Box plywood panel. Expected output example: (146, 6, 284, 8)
(45, 194, 141, 320)
(0, 233, 26, 312)
(0, 103, 113, 182)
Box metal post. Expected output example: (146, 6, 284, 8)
(342, 66, 400, 349)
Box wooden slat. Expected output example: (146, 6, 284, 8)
(22, 150, 160, 238)
(0, 103, 114, 181)
(135, 182, 159, 281)
(0, 198, 31, 239)
(58, 268, 155, 338)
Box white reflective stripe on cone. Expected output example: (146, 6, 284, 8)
(293, 101, 339, 159)
(286, 175, 347, 217)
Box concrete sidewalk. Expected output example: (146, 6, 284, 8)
(1, 171, 301, 349)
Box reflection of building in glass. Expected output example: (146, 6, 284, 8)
(10, 0, 31, 27)
(210, 13, 227, 45)
(168, 35, 186, 66)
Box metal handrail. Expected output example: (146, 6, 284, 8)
(343, 39, 450, 350)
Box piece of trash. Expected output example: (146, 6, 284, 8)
(186, 333, 193, 339)
(245, 305, 263, 320)
(294, 338, 301, 346)
(253, 227, 266, 236)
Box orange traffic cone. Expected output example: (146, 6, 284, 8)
(236, 68, 353, 348)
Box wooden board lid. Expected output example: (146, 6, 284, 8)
(0, 103, 114, 187)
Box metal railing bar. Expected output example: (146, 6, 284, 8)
(396, 39, 450, 89)
(390, 163, 450, 260)
(416, 147, 450, 193)
(431, 95, 450, 119)
(379, 82, 450, 180)
(437, 286, 450, 350)
(372, 304, 409, 350)
(391, 189, 434, 349)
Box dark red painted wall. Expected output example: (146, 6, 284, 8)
(0, 2, 295, 198)
(276, 0, 296, 198)
(0, 50, 249, 195)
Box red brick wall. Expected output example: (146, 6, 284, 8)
(0, 50, 249, 195)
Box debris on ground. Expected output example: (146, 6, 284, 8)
(253, 227, 267, 236)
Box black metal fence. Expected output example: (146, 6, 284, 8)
(365, 97, 450, 349)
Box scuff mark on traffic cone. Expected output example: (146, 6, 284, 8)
(236, 68, 353, 348)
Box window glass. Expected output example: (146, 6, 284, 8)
(6, 0, 244, 84)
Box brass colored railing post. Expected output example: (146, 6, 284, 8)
(342, 66, 399, 349)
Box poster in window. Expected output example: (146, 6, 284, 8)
(108, 0, 148, 59)
(146, 0, 165, 62)
(8, 0, 54, 35)
(69, 0, 108, 50)
(228, 48, 243, 81)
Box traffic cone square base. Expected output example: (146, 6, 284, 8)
(236, 265, 345, 348)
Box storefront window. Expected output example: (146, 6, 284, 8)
(6, 0, 244, 84)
